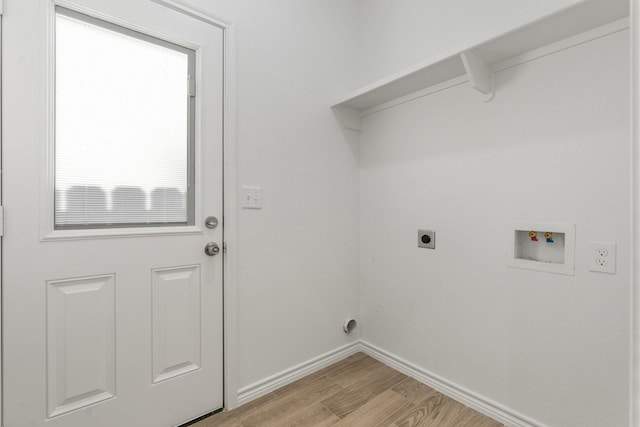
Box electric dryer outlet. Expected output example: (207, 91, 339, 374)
(418, 229, 436, 249)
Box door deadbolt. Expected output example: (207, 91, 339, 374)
(204, 242, 220, 256)
(205, 216, 218, 229)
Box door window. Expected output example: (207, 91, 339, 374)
(55, 7, 195, 229)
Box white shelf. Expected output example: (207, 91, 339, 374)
(332, 0, 629, 129)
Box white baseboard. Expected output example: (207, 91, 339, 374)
(359, 340, 546, 427)
(235, 339, 546, 427)
(236, 341, 362, 407)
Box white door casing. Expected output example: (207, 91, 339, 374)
(0, 1, 3, 424)
(3, 0, 224, 426)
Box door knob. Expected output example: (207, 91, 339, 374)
(204, 242, 220, 256)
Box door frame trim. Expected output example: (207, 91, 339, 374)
(632, 1, 639, 425)
(0, 5, 3, 426)
(149, 0, 239, 410)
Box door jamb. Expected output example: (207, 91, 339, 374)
(632, 0, 639, 425)
(0, 2, 4, 425)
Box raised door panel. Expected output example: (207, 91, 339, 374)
(47, 275, 116, 418)
(152, 265, 201, 383)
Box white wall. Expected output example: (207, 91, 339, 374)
(189, 0, 362, 392)
(358, 20, 629, 427)
(182, 2, 630, 425)
(357, 0, 585, 85)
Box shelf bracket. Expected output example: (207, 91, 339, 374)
(332, 106, 362, 132)
(460, 51, 493, 99)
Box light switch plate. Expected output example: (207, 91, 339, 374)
(241, 186, 262, 209)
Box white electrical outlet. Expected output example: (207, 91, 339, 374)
(588, 242, 616, 274)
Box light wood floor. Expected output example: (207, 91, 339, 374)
(194, 352, 504, 427)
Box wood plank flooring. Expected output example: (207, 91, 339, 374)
(194, 353, 504, 427)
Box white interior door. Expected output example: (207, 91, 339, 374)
(3, 1, 224, 426)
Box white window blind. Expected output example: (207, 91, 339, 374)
(55, 7, 195, 229)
